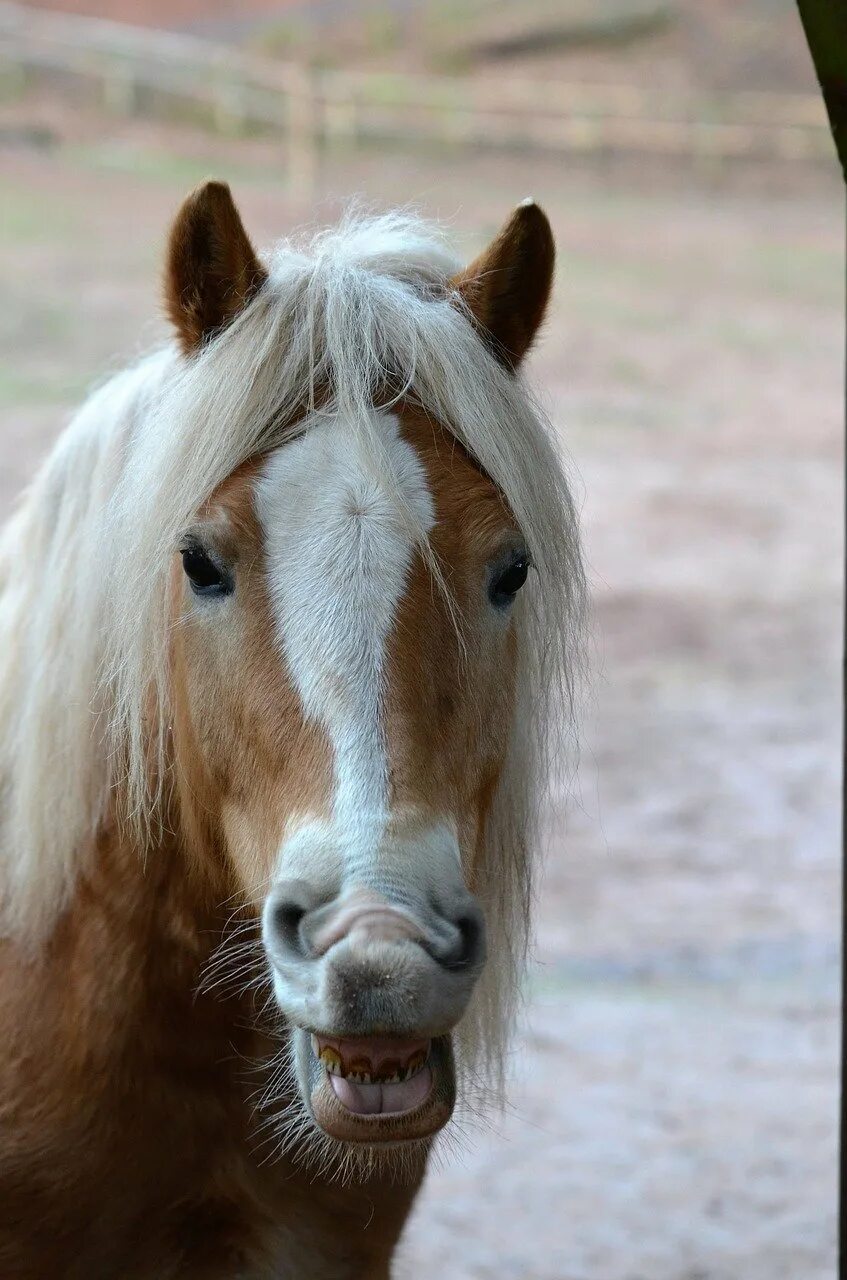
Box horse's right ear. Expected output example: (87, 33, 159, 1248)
(164, 181, 268, 355)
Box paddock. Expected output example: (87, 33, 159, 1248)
(0, 100, 840, 1276)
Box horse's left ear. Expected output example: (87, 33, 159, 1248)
(164, 181, 268, 355)
(451, 200, 555, 371)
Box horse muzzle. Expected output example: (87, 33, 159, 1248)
(262, 882, 485, 1143)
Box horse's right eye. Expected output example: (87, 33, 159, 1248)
(180, 546, 232, 597)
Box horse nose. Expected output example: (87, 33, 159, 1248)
(264, 882, 486, 974)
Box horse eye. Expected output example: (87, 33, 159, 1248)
(180, 546, 231, 597)
(489, 555, 531, 608)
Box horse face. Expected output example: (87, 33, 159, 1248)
(172, 405, 526, 1144)
(163, 183, 557, 1150)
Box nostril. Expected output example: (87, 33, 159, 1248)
(442, 910, 485, 972)
(273, 901, 307, 952)
(265, 882, 319, 959)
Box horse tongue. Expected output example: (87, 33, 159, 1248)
(330, 1068, 432, 1116)
(330, 1075, 382, 1115)
(380, 1067, 431, 1113)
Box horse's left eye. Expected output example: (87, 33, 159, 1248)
(181, 546, 231, 597)
(489, 555, 531, 608)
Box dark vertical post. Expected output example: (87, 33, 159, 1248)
(794, 5, 847, 1275)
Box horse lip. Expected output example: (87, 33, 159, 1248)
(306, 1032, 455, 1144)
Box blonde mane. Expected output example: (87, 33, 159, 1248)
(0, 210, 584, 1087)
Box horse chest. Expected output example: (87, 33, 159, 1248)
(0, 900, 416, 1280)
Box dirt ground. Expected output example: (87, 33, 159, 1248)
(0, 100, 842, 1277)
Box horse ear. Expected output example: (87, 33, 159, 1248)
(451, 200, 555, 371)
(164, 181, 268, 355)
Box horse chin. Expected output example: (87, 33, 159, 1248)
(293, 1027, 456, 1146)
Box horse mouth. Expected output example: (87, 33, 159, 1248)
(306, 1032, 455, 1143)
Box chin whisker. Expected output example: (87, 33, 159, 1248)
(198, 914, 498, 1189)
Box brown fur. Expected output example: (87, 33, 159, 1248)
(0, 408, 518, 1278)
(0, 436, 420, 1274)
(164, 183, 268, 356)
(173, 412, 520, 917)
(0, 819, 416, 1279)
(0, 194, 556, 1276)
(170, 460, 335, 907)
(385, 409, 519, 888)
(451, 201, 555, 369)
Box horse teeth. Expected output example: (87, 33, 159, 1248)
(318, 1046, 342, 1076)
(316, 1041, 430, 1085)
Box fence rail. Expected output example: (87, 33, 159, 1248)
(0, 1, 834, 192)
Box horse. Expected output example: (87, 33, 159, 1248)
(0, 182, 584, 1279)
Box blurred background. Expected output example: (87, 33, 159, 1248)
(0, 1, 842, 1276)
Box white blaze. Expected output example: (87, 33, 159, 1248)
(255, 410, 435, 879)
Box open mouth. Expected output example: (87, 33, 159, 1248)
(304, 1032, 455, 1143)
(313, 1035, 432, 1116)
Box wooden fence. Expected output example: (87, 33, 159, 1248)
(0, 1, 834, 195)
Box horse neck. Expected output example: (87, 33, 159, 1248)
(0, 816, 423, 1278)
